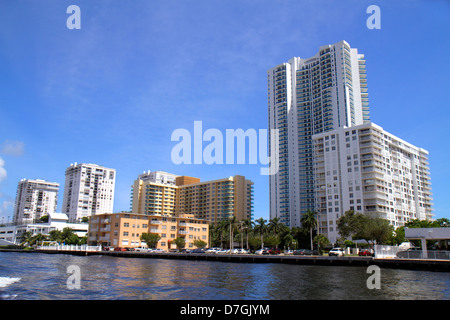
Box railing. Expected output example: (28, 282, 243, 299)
(396, 250, 450, 260)
(36, 244, 102, 252)
(374, 245, 450, 260)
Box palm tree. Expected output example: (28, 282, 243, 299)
(32, 233, 47, 246)
(241, 218, 254, 250)
(268, 217, 287, 248)
(314, 234, 330, 255)
(20, 231, 34, 247)
(226, 216, 238, 251)
(216, 219, 229, 248)
(254, 217, 267, 249)
(301, 210, 317, 251)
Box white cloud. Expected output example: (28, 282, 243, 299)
(0, 157, 7, 184)
(1, 140, 24, 157)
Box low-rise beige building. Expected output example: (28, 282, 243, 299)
(88, 212, 209, 250)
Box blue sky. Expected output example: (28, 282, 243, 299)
(0, 0, 449, 223)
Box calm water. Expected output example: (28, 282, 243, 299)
(0, 251, 449, 300)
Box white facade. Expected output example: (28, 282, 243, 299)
(62, 163, 116, 222)
(312, 122, 433, 243)
(0, 212, 89, 245)
(268, 40, 369, 227)
(12, 179, 59, 224)
(136, 170, 178, 186)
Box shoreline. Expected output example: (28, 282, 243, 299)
(1, 248, 449, 272)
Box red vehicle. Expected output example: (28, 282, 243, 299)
(358, 249, 373, 257)
(268, 248, 281, 255)
(114, 247, 127, 252)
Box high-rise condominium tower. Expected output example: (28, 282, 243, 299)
(312, 123, 433, 243)
(62, 163, 116, 222)
(268, 40, 370, 227)
(13, 179, 59, 224)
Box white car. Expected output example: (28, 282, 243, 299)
(255, 248, 270, 255)
(205, 247, 221, 254)
(151, 248, 166, 253)
(217, 249, 230, 254)
(328, 248, 345, 257)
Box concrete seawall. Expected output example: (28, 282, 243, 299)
(6, 249, 446, 272)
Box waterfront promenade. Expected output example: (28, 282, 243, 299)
(2, 248, 449, 272)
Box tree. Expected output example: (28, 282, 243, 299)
(241, 218, 254, 250)
(226, 216, 238, 250)
(20, 231, 34, 247)
(48, 230, 63, 243)
(193, 239, 207, 249)
(282, 233, 296, 250)
(337, 211, 394, 249)
(215, 219, 229, 248)
(359, 216, 394, 248)
(254, 218, 267, 249)
(140, 233, 161, 248)
(268, 217, 288, 248)
(336, 210, 361, 239)
(314, 234, 330, 255)
(32, 233, 47, 246)
(61, 227, 77, 244)
(300, 210, 317, 251)
(173, 237, 186, 251)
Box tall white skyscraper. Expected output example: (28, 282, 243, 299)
(268, 40, 370, 227)
(62, 163, 116, 222)
(312, 123, 433, 243)
(13, 179, 59, 224)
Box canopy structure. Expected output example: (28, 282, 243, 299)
(405, 227, 450, 258)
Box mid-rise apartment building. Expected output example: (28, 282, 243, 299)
(312, 122, 433, 243)
(87, 212, 209, 250)
(62, 163, 116, 222)
(12, 179, 59, 224)
(131, 171, 254, 223)
(268, 40, 370, 228)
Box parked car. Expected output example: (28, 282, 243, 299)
(358, 249, 374, 257)
(217, 249, 230, 254)
(205, 247, 221, 254)
(135, 247, 149, 252)
(191, 248, 206, 253)
(255, 248, 270, 255)
(284, 250, 294, 255)
(113, 247, 127, 252)
(328, 247, 345, 257)
(151, 248, 166, 253)
(268, 248, 281, 255)
(236, 248, 249, 254)
(293, 249, 313, 256)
